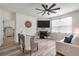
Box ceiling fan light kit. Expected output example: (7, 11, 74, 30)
(36, 3, 60, 15)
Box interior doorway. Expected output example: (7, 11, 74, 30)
(3, 19, 15, 46)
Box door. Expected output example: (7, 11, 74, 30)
(0, 19, 3, 46)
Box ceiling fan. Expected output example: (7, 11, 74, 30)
(36, 3, 60, 15)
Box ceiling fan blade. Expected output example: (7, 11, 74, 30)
(42, 11, 46, 15)
(49, 3, 56, 9)
(41, 4, 46, 10)
(50, 10, 56, 13)
(51, 7, 60, 10)
(37, 11, 43, 14)
(47, 12, 50, 15)
(36, 8, 44, 11)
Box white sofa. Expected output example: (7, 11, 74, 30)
(56, 35, 79, 56)
(56, 41, 79, 56)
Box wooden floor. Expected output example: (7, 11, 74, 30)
(32, 39, 56, 56)
(0, 39, 57, 56)
(3, 37, 15, 46)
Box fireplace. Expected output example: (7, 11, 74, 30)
(39, 31, 49, 39)
(37, 20, 51, 39)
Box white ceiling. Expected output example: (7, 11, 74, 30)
(0, 3, 79, 18)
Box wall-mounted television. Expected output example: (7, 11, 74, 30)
(37, 20, 50, 28)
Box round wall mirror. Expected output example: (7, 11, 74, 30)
(25, 21, 32, 28)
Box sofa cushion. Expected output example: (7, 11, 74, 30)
(71, 35, 79, 45)
(59, 39, 64, 42)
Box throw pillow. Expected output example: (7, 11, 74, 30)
(64, 37, 71, 43)
(64, 34, 73, 43)
(69, 34, 73, 40)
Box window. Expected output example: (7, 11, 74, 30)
(52, 17, 72, 33)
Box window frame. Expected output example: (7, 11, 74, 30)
(52, 17, 72, 33)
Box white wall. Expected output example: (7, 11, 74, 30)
(2, 11, 16, 29)
(4, 20, 15, 29)
(2, 10, 12, 20)
(72, 12, 79, 32)
(16, 13, 37, 42)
